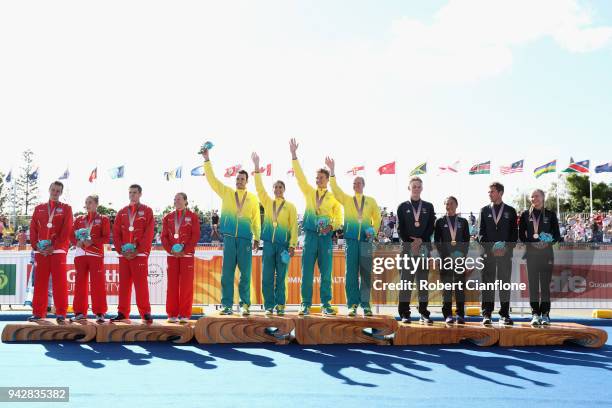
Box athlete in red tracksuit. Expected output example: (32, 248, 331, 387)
(161, 193, 201, 323)
(29, 181, 73, 322)
(70, 194, 110, 323)
(111, 184, 155, 324)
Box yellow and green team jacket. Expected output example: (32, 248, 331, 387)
(330, 176, 381, 241)
(292, 159, 343, 233)
(254, 172, 298, 247)
(204, 161, 261, 241)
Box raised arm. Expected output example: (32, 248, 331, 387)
(290, 138, 314, 196)
(202, 148, 231, 198)
(326, 156, 350, 205)
(252, 152, 272, 208)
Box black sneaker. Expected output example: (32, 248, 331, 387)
(56, 315, 66, 324)
(419, 315, 433, 325)
(400, 313, 411, 324)
(455, 315, 465, 325)
(541, 314, 551, 326)
(27, 315, 42, 322)
(110, 312, 128, 323)
(499, 316, 514, 326)
(142, 314, 153, 324)
(482, 316, 492, 326)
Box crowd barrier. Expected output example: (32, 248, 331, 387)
(0, 244, 610, 309)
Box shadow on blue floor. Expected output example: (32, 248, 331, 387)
(39, 341, 612, 389)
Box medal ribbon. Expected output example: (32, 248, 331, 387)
(315, 190, 327, 215)
(272, 200, 285, 228)
(235, 191, 247, 216)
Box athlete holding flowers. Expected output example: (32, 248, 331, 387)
(519, 189, 561, 326)
(70, 194, 110, 323)
(290, 138, 342, 316)
(161, 192, 201, 323)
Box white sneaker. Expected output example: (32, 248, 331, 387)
(167, 316, 179, 323)
(70, 313, 87, 322)
(179, 317, 190, 324)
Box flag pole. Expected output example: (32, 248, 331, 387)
(589, 174, 593, 218)
(393, 157, 399, 208)
(11, 176, 17, 229)
(556, 173, 560, 219)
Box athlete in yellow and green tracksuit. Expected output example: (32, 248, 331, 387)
(329, 172, 381, 317)
(203, 154, 261, 315)
(290, 139, 343, 315)
(254, 168, 298, 315)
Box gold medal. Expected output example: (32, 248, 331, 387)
(451, 240, 457, 246)
(414, 221, 420, 227)
(533, 233, 539, 239)
(46, 223, 53, 228)
(174, 233, 179, 239)
(273, 221, 278, 228)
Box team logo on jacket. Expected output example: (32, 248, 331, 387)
(503, 212, 509, 218)
(56, 208, 63, 213)
(138, 211, 144, 216)
(185, 217, 191, 223)
(95, 219, 101, 224)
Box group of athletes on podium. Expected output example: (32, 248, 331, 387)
(26, 139, 561, 327)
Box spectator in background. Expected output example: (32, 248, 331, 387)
(17, 228, 27, 247)
(211, 209, 220, 242)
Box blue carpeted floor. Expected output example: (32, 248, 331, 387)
(1, 322, 611, 408)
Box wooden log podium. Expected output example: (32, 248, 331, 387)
(1, 319, 97, 343)
(393, 322, 499, 347)
(194, 314, 296, 345)
(96, 321, 194, 344)
(293, 314, 398, 345)
(496, 322, 608, 348)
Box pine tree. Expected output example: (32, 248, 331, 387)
(0, 171, 6, 215)
(15, 150, 39, 215)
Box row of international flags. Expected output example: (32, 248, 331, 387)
(3, 158, 611, 185)
(405, 158, 611, 177)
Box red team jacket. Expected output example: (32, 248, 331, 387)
(30, 201, 74, 253)
(70, 213, 111, 256)
(161, 209, 201, 256)
(113, 203, 155, 256)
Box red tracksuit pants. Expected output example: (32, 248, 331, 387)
(118, 256, 151, 317)
(33, 253, 68, 318)
(73, 255, 108, 315)
(166, 256, 195, 318)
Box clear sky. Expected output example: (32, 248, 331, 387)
(1, 0, 611, 216)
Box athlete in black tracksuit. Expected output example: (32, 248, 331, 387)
(397, 198, 435, 323)
(478, 199, 518, 325)
(434, 213, 470, 323)
(518, 206, 561, 325)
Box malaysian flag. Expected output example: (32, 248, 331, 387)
(500, 160, 524, 175)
